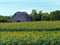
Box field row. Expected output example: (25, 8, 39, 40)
(0, 31, 60, 45)
(0, 21, 60, 29)
(0, 21, 60, 31)
(0, 28, 60, 31)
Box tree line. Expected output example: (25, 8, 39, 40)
(0, 16, 11, 22)
(30, 9, 60, 21)
(0, 9, 60, 22)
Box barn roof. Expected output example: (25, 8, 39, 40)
(12, 12, 29, 18)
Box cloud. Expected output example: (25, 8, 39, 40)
(0, 0, 60, 16)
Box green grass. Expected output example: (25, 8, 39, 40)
(0, 21, 60, 28)
(0, 21, 60, 31)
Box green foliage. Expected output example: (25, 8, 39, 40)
(36, 11, 42, 21)
(30, 9, 60, 21)
(30, 9, 38, 21)
(0, 21, 59, 31)
(0, 31, 60, 45)
(50, 10, 60, 20)
(30, 9, 43, 21)
(0, 15, 11, 22)
(41, 13, 50, 20)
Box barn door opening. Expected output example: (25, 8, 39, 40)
(17, 20, 21, 22)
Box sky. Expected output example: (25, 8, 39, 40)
(0, 0, 60, 16)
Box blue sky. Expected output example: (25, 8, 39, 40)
(0, 0, 60, 16)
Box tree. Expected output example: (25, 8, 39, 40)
(0, 15, 11, 22)
(37, 10, 42, 21)
(30, 9, 37, 21)
(41, 13, 50, 21)
(50, 10, 60, 20)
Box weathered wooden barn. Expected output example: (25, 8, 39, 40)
(11, 12, 31, 22)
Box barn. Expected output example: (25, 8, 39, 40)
(11, 12, 31, 22)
